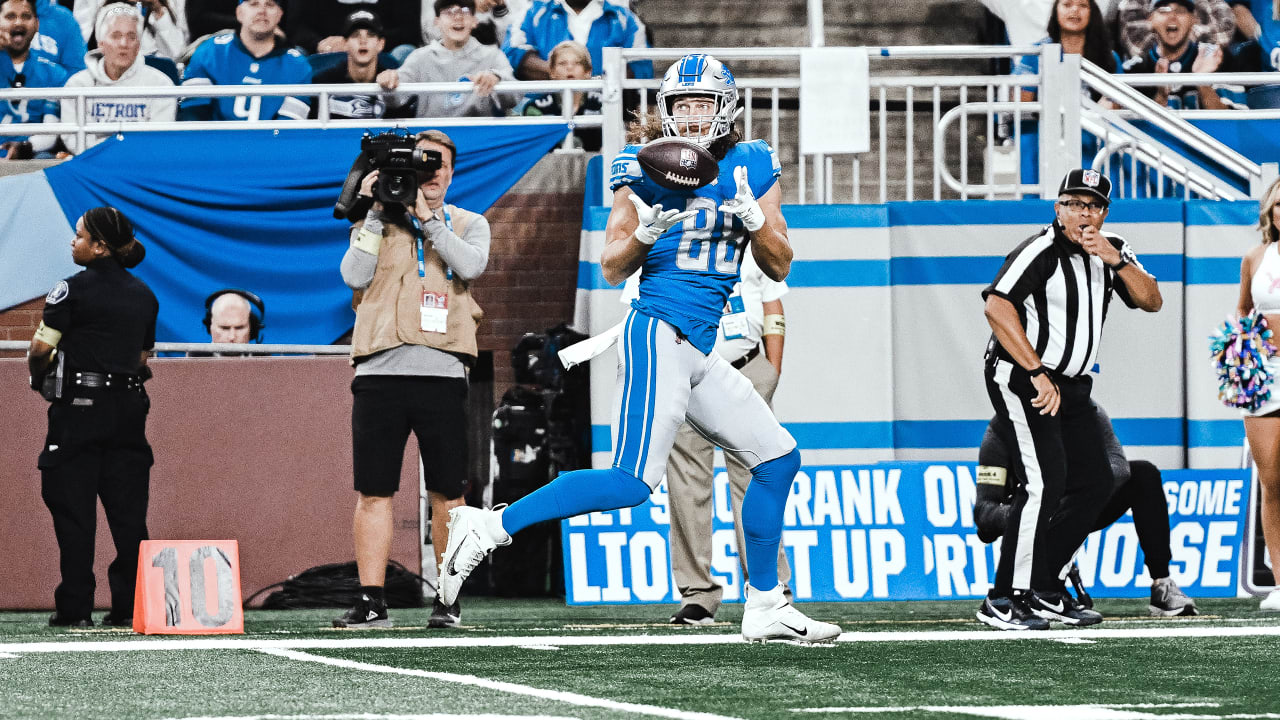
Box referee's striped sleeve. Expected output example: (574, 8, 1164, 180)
(982, 230, 1055, 305)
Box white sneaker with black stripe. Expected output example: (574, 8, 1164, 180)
(438, 505, 511, 606)
(741, 584, 840, 643)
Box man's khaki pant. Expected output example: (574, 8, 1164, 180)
(665, 350, 792, 616)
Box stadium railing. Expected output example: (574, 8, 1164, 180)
(603, 45, 1280, 203)
(5, 49, 1279, 203)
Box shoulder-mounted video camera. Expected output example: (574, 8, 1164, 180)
(334, 130, 444, 220)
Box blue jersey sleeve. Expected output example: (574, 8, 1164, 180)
(609, 143, 657, 203)
(735, 140, 781, 199)
(275, 50, 313, 120)
(180, 38, 218, 113)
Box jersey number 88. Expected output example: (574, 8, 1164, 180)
(674, 196, 743, 275)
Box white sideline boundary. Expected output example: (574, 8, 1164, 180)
(3, 624, 1280, 654)
(258, 649, 744, 720)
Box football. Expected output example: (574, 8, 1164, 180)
(636, 137, 719, 191)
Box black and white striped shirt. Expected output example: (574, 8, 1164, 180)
(983, 222, 1143, 378)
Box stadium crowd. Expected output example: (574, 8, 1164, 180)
(0, 0, 650, 156)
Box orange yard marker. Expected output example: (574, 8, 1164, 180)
(133, 540, 244, 635)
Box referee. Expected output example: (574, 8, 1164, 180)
(978, 169, 1162, 630)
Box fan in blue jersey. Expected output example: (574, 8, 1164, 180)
(178, 0, 310, 121)
(0, 0, 68, 159)
(435, 53, 841, 644)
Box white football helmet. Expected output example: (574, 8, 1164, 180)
(657, 53, 741, 147)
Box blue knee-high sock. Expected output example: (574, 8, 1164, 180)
(741, 447, 801, 592)
(501, 467, 651, 535)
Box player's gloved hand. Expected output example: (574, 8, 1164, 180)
(628, 194, 696, 245)
(718, 166, 765, 232)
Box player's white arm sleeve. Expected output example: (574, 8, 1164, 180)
(427, 215, 490, 282)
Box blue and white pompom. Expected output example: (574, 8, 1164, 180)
(1210, 310, 1277, 411)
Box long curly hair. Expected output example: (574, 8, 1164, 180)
(625, 108, 741, 161)
(1260, 177, 1280, 245)
(1046, 0, 1117, 73)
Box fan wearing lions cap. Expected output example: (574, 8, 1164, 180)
(976, 169, 1163, 631)
(27, 206, 159, 630)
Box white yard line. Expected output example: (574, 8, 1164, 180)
(789, 703, 1280, 720)
(258, 648, 744, 720)
(160, 715, 581, 720)
(1, 624, 1280, 654)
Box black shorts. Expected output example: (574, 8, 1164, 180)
(351, 375, 468, 498)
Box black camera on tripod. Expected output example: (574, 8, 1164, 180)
(334, 130, 444, 219)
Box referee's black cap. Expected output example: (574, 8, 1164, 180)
(1058, 169, 1111, 206)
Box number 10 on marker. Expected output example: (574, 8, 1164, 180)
(133, 540, 244, 635)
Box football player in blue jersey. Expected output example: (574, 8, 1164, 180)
(178, 0, 310, 121)
(437, 53, 841, 644)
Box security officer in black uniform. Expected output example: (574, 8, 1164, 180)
(27, 206, 158, 628)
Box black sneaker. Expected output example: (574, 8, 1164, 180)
(332, 594, 391, 629)
(669, 603, 715, 625)
(427, 597, 461, 628)
(976, 595, 1050, 631)
(48, 613, 93, 628)
(101, 613, 133, 628)
(1028, 589, 1103, 626)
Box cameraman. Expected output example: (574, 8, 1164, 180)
(335, 129, 489, 630)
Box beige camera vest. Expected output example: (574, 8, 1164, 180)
(350, 205, 483, 364)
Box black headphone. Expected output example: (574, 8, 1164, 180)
(203, 288, 266, 343)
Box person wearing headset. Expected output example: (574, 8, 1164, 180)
(203, 288, 265, 346)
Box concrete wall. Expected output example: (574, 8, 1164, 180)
(0, 357, 421, 611)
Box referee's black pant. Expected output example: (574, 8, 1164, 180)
(985, 359, 1114, 595)
(38, 389, 152, 621)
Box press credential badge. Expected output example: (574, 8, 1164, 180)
(421, 290, 448, 333)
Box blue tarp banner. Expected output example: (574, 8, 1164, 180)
(30, 124, 568, 343)
(561, 463, 1252, 604)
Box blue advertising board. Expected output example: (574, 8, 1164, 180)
(560, 463, 1252, 604)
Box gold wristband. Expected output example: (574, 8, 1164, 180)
(33, 321, 61, 348)
(762, 314, 786, 336)
(353, 227, 382, 255)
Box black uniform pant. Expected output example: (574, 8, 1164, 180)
(39, 389, 152, 620)
(1094, 460, 1172, 579)
(986, 359, 1114, 594)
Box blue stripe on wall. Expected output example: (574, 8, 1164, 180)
(1185, 257, 1242, 286)
(788, 260, 890, 287)
(782, 204, 889, 228)
(886, 200, 1182, 227)
(1188, 419, 1245, 448)
(590, 418, 1185, 452)
(579, 255, 1184, 290)
(1186, 201, 1259, 227)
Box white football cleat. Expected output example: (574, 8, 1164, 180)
(741, 583, 840, 644)
(438, 505, 511, 606)
(1261, 588, 1280, 612)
